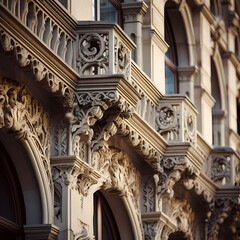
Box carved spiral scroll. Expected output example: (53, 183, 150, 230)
(156, 105, 177, 130)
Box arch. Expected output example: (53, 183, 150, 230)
(90, 146, 143, 239)
(0, 78, 54, 224)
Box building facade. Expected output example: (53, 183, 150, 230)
(0, 0, 240, 239)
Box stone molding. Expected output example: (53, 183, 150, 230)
(121, 1, 148, 23)
(0, 78, 52, 186)
(24, 224, 59, 240)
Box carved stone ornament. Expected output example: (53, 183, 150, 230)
(75, 220, 90, 240)
(156, 104, 180, 141)
(0, 28, 74, 104)
(115, 38, 130, 80)
(184, 110, 196, 145)
(155, 157, 187, 198)
(211, 155, 231, 185)
(169, 198, 194, 239)
(143, 221, 158, 240)
(71, 91, 133, 160)
(51, 165, 97, 196)
(77, 33, 109, 75)
(0, 78, 52, 185)
(207, 197, 239, 240)
(143, 178, 155, 212)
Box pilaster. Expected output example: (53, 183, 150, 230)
(122, 1, 148, 68)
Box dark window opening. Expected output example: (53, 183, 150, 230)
(0, 142, 25, 240)
(94, 0, 122, 26)
(93, 191, 120, 240)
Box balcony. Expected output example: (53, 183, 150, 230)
(155, 95, 198, 146)
(207, 147, 240, 187)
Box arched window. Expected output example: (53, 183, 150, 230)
(93, 191, 120, 240)
(0, 142, 25, 240)
(165, 11, 178, 94)
(94, 0, 122, 25)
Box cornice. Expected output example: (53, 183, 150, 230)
(149, 28, 169, 54)
(121, 1, 148, 16)
(0, 7, 78, 89)
(77, 74, 140, 107)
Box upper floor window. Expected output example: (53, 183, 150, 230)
(94, 0, 122, 25)
(165, 13, 178, 94)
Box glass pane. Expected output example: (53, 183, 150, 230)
(165, 27, 174, 62)
(100, 0, 118, 22)
(165, 64, 175, 94)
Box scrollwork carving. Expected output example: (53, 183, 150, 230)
(211, 155, 231, 185)
(184, 110, 196, 145)
(77, 33, 109, 75)
(156, 105, 179, 141)
(143, 221, 158, 240)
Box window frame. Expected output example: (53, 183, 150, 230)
(165, 12, 178, 94)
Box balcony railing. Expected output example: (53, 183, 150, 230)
(155, 95, 198, 146)
(0, 0, 76, 67)
(207, 147, 240, 186)
(76, 22, 135, 81)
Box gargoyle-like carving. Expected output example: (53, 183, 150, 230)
(211, 155, 231, 185)
(156, 105, 179, 141)
(77, 33, 109, 75)
(0, 78, 52, 185)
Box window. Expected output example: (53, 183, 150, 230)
(165, 13, 178, 94)
(93, 191, 120, 240)
(0, 142, 25, 240)
(94, 0, 122, 25)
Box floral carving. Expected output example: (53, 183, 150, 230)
(184, 110, 196, 145)
(52, 164, 98, 197)
(0, 78, 52, 185)
(156, 105, 179, 141)
(143, 221, 158, 240)
(155, 157, 186, 198)
(207, 197, 239, 240)
(143, 178, 155, 212)
(77, 33, 109, 75)
(211, 155, 231, 185)
(115, 39, 130, 80)
(170, 198, 194, 239)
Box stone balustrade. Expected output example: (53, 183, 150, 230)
(155, 95, 198, 146)
(0, 0, 76, 67)
(208, 147, 240, 187)
(76, 22, 135, 80)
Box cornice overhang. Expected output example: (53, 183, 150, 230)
(77, 74, 140, 107)
(0, 2, 79, 105)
